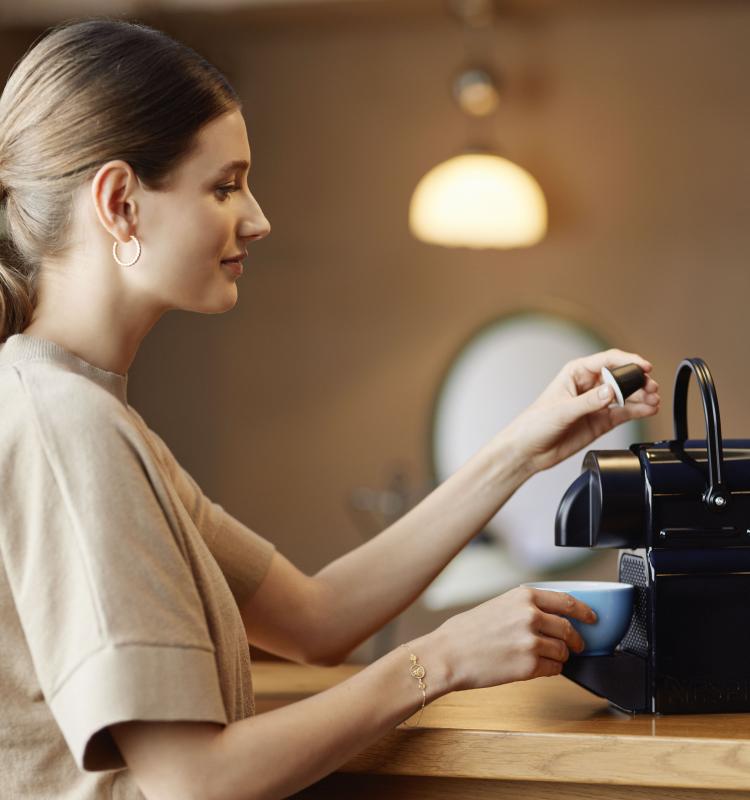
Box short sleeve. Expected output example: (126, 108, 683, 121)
(0, 367, 228, 771)
(127, 408, 276, 610)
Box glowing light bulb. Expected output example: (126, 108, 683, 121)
(409, 152, 547, 249)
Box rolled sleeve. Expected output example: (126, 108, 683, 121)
(50, 643, 226, 771)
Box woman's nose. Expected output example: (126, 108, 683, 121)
(240, 192, 271, 242)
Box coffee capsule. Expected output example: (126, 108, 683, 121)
(600, 363, 646, 408)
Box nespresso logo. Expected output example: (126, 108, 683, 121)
(661, 676, 750, 705)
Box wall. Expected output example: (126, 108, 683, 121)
(2, 1, 749, 659)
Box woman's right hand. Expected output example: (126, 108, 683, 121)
(431, 586, 597, 692)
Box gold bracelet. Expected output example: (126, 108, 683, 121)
(400, 643, 427, 728)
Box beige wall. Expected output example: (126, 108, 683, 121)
(3, 1, 750, 659)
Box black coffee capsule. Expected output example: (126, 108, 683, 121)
(600, 363, 646, 408)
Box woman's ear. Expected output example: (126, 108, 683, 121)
(90, 160, 140, 243)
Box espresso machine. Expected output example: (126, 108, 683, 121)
(555, 358, 750, 714)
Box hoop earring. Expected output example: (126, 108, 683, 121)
(112, 235, 141, 267)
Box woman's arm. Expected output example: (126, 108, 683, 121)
(111, 587, 594, 800)
(240, 433, 526, 665)
(309, 429, 529, 663)
(242, 349, 659, 666)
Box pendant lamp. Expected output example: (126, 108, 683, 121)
(409, 7, 548, 250)
(409, 149, 547, 249)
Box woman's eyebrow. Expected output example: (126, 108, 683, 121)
(214, 159, 250, 178)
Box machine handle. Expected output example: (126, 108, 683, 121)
(672, 358, 728, 510)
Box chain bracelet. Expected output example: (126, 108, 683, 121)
(399, 643, 427, 727)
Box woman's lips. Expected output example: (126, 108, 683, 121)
(221, 251, 247, 276)
(223, 251, 247, 262)
(221, 258, 244, 276)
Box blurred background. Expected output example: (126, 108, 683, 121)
(2, 0, 749, 661)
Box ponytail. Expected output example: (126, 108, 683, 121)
(0, 230, 34, 343)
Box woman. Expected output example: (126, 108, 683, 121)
(0, 18, 660, 800)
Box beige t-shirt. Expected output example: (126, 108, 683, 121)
(0, 333, 276, 799)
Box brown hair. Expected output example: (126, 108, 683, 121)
(0, 18, 240, 342)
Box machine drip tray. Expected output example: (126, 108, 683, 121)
(562, 650, 648, 713)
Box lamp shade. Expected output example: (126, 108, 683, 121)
(409, 152, 547, 249)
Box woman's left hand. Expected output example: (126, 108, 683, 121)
(503, 349, 660, 476)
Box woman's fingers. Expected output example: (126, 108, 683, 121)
(537, 611, 586, 654)
(626, 377, 660, 403)
(563, 367, 660, 425)
(528, 589, 594, 661)
(440, 586, 600, 690)
(578, 348, 653, 376)
(530, 588, 596, 624)
(607, 404, 658, 428)
(533, 633, 573, 663)
(534, 656, 565, 678)
(567, 349, 655, 395)
(557, 381, 619, 427)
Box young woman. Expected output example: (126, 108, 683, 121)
(0, 18, 660, 800)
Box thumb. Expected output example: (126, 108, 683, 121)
(567, 382, 614, 422)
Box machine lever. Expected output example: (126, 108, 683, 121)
(672, 358, 728, 511)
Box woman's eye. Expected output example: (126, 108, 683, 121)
(215, 184, 240, 200)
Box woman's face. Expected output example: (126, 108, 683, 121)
(131, 108, 270, 314)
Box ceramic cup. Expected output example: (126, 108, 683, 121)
(521, 580, 634, 656)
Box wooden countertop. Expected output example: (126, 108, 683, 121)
(253, 662, 750, 795)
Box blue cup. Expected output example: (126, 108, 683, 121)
(522, 580, 634, 656)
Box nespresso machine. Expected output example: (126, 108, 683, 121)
(556, 358, 750, 714)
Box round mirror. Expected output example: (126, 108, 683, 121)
(424, 311, 643, 609)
